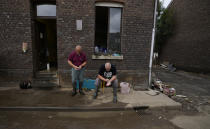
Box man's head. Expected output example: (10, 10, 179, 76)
(105, 62, 111, 71)
(75, 45, 82, 54)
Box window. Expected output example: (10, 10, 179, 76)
(95, 3, 123, 54)
(37, 4, 56, 17)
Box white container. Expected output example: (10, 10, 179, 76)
(94, 46, 99, 53)
(120, 82, 130, 94)
(47, 63, 50, 71)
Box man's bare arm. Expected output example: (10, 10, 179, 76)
(79, 61, 87, 68)
(109, 75, 117, 83)
(98, 75, 108, 82)
(68, 60, 78, 69)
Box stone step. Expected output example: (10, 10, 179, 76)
(32, 80, 59, 88)
(36, 73, 57, 78)
(33, 72, 59, 88)
(38, 70, 57, 74)
(33, 77, 58, 81)
(32, 83, 58, 88)
(36, 74, 57, 78)
(33, 77, 58, 83)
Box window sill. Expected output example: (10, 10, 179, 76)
(92, 55, 123, 60)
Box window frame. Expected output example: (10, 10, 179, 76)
(94, 2, 123, 55)
(35, 4, 57, 19)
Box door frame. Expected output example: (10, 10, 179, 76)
(31, 1, 57, 77)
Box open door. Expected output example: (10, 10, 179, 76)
(35, 19, 57, 71)
(32, 3, 57, 73)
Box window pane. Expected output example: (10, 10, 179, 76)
(37, 5, 56, 17)
(109, 8, 121, 33)
(108, 8, 122, 53)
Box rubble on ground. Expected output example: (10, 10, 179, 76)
(160, 62, 176, 72)
(152, 78, 176, 97)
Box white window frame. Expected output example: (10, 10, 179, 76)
(95, 2, 123, 8)
(36, 4, 56, 17)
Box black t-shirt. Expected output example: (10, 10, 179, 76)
(98, 64, 117, 79)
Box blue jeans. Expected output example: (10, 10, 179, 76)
(71, 68, 85, 84)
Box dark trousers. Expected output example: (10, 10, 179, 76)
(94, 78, 118, 97)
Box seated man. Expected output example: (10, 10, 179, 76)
(93, 62, 118, 103)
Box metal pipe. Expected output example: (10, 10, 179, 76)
(148, 0, 158, 88)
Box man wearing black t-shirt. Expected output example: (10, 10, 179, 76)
(93, 62, 118, 103)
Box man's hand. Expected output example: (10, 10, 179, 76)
(78, 65, 82, 70)
(74, 66, 80, 70)
(105, 79, 109, 82)
(98, 75, 110, 85)
(106, 80, 111, 87)
(68, 60, 80, 70)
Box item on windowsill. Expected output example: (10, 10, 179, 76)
(104, 49, 107, 53)
(99, 47, 103, 52)
(103, 48, 108, 56)
(112, 53, 120, 56)
(102, 48, 106, 53)
(94, 46, 99, 54)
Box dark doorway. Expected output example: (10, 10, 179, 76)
(35, 19, 57, 71)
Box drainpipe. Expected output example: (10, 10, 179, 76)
(148, 0, 158, 88)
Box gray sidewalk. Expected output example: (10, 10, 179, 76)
(0, 85, 181, 110)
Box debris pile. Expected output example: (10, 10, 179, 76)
(160, 62, 176, 72)
(152, 79, 176, 97)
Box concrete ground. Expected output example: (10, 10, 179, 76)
(0, 85, 180, 109)
(154, 68, 210, 129)
(0, 110, 181, 129)
(0, 68, 210, 129)
(0, 83, 181, 129)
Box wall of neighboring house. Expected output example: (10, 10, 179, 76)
(56, 0, 155, 84)
(0, 0, 33, 81)
(160, 0, 210, 73)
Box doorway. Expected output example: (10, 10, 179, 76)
(34, 4, 57, 72)
(35, 19, 57, 71)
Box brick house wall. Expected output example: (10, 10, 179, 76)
(0, 0, 155, 84)
(0, 0, 33, 81)
(57, 0, 155, 84)
(160, 0, 210, 73)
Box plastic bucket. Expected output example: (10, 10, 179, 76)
(120, 82, 130, 94)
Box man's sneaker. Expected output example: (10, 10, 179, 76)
(93, 93, 98, 99)
(79, 90, 85, 95)
(72, 91, 77, 96)
(113, 96, 117, 103)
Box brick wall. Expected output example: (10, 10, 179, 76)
(57, 0, 155, 83)
(0, 0, 33, 80)
(160, 0, 210, 73)
(0, 0, 155, 83)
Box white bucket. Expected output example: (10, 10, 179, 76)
(120, 82, 130, 94)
